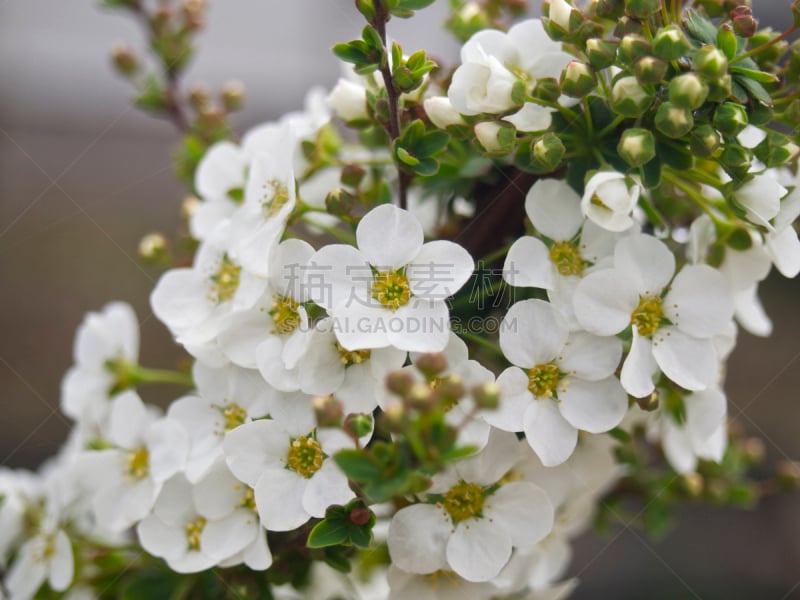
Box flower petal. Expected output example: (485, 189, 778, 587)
(224, 420, 288, 486)
(500, 299, 567, 368)
(665, 265, 733, 338)
(482, 367, 530, 432)
(255, 466, 309, 531)
(525, 179, 583, 241)
(652, 328, 718, 391)
(484, 481, 554, 548)
(614, 234, 675, 295)
(559, 331, 622, 381)
(620, 330, 657, 398)
(558, 376, 627, 433)
(357, 204, 424, 269)
(523, 399, 578, 467)
(302, 460, 355, 518)
(388, 504, 452, 574)
(446, 518, 512, 582)
(408, 240, 474, 300)
(573, 269, 637, 336)
(503, 236, 554, 289)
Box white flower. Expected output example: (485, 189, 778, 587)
(192, 460, 272, 571)
(656, 387, 728, 474)
(305, 204, 474, 352)
(224, 419, 355, 531)
(167, 363, 271, 482)
(487, 299, 627, 466)
(423, 97, 466, 129)
(573, 234, 735, 398)
(580, 171, 640, 232)
(474, 121, 507, 153)
(503, 103, 554, 132)
(546, 0, 575, 31)
(448, 19, 571, 116)
(765, 169, 800, 278)
(733, 173, 787, 230)
(191, 141, 249, 240)
(137, 475, 219, 573)
(327, 79, 369, 122)
(75, 391, 189, 532)
(504, 178, 623, 291)
(60, 302, 139, 424)
(387, 430, 554, 583)
(150, 222, 268, 363)
(386, 565, 497, 600)
(5, 528, 73, 600)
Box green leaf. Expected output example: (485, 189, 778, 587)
(640, 159, 662, 188)
(415, 131, 450, 157)
(736, 76, 774, 106)
(396, 146, 420, 166)
(729, 66, 779, 84)
(307, 517, 350, 548)
(657, 141, 693, 171)
(412, 157, 439, 176)
(334, 450, 384, 482)
(332, 42, 368, 66)
(685, 10, 717, 46)
(134, 74, 167, 112)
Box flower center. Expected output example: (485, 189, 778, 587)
(222, 403, 247, 431)
(442, 481, 485, 523)
(211, 255, 241, 304)
(591, 192, 610, 210)
(126, 447, 149, 480)
(239, 487, 257, 512)
(631, 295, 664, 337)
(549, 241, 585, 277)
(286, 435, 325, 478)
(336, 343, 371, 366)
(371, 269, 411, 311)
(261, 179, 291, 218)
(185, 516, 207, 551)
(422, 570, 460, 588)
(527, 362, 562, 398)
(269, 295, 301, 335)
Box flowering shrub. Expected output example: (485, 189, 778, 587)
(3, 0, 800, 598)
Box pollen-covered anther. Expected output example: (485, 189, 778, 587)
(527, 362, 563, 398)
(631, 295, 664, 336)
(210, 255, 241, 303)
(185, 517, 207, 551)
(269, 295, 301, 335)
(442, 481, 486, 523)
(371, 269, 411, 311)
(262, 178, 290, 218)
(286, 435, 325, 478)
(222, 403, 247, 431)
(336, 343, 371, 366)
(548, 240, 585, 276)
(126, 447, 149, 480)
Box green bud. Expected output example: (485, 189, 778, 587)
(111, 42, 138, 76)
(355, 0, 376, 20)
(221, 80, 246, 112)
(655, 102, 694, 138)
(393, 66, 420, 93)
(472, 382, 501, 410)
(749, 28, 790, 67)
(624, 0, 659, 19)
(611, 76, 654, 117)
(340, 164, 366, 188)
(690, 124, 721, 157)
(614, 16, 644, 38)
(414, 353, 448, 380)
(138, 232, 169, 263)
(531, 78, 561, 104)
(717, 23, 738, 61)
(706, 73, 733, 102)
(777, 460, 800, 491)
(544, 0, 583, 36)
(313, 395, 343, 428)
(754, 132, 800, 168)
(325, 188, 356, 217)
(726, 227, 753, 251)
(560, 60, 597, 97)
(343, 413, 373, 439)
(618, 128, 656, 167)
(618, 33, 651, 67)
(585, 38, 617, 69)
(595, 0, 624, 18)
(713, 102, 749, 137)
(386, 370, 415, 397)
(474, 122, 516, 155)
(720, 143, 752, 178)
(681, 473, 705, 498)
(731, 6, 757, 38)
(652, 25, 691, 61)
(634, 56, 668, 85)
(693, 45, 729, 80)
(668, 73, 709, 109)
(434, 375, 466, 407)
(529, 133, 566, 172)
(749, 103, 773, 127)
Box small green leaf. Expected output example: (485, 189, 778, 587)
(736, 76, 772, 106)
(729, 66, 779, 84)
(415, 131, 449, 157)
(334, 450, 384, 481)
(396, 146, 420, 166)
(685, 10, 717, 46)
(307, 517, 350, 548)
(412, 157, 439, 176)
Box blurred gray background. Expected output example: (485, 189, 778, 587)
(1, 1, 798, 597)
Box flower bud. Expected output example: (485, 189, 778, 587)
(668, 73, 709, 109)
(407, 382, 435, 411)
(618, 128, 656, 167)
(652, 25, 691, 61)
(189, 86, 210, 111)
(717, 24, 738, 61)
(585, 38, 617, 69)
(690, 124, 721, 157)
(614, 16, 644, 38)
(313, 395, 343, 428)
(434, 376, 466, 407)
(681, 473, 704, 498)
(693, 45, 729, 80)
(618, 33, 650, 67)
(340, 164, 366, 188)
(636, 391, 659, 411)
(424, 97, 465, 129)
(750, 28, 790, 67)
(414, 353, 448, 380)
(386, 370, 415, 397)
(581, 170, 640, 232)
(343, 413, 373, 439)
(327, 79, 369, 123)
(754, 132, 800, 168)
(624, 0, 659, 19)
(221, 80, 245, 112)
(381, 401, 407, 432)
(472, 382, 501, 410)
(611, 76, 654, 117)
(720, 143, 752, 178)
(111, 42, 138, 76)
(706, 73, 733, 102)
(181, 195, 200, 220)
(595, 0, 624, 18)
(531, 78, 561, 104)
(741, 437, 766, 465)
(634, 56, 668, 85)
(655, 102, 694, 138)
(475, 122, 515, 155)
(777, 460, 800, 490)
(530, 133, 566, 172)
(545, 0, 580, 34)
(138, 232, 169, 263)
(713, 102, 749, 137)
(730, 5, 756, 35)
(560, 61, 597, 97)
(325, 188, 356, 218)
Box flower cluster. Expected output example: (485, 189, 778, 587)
(4, 0, 800, 598)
